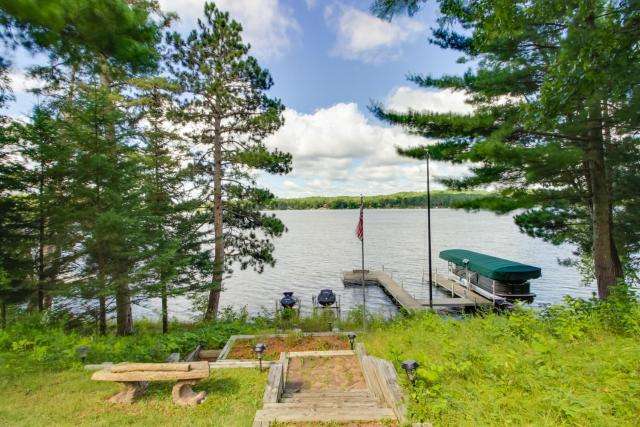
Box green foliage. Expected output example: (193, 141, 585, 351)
(371, 0, 640, 295)
(0, 1, 289, 329)
(167, 2, 291, 318)
(364, 287, 640, 426)
(0, 0, 164, 70)
(1, 294, 639, 425)
(265, 191, 485, 210)
(0, 313, 259, 373)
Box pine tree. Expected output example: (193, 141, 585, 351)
(370, 0, 640, 296)
(0, 122, 34, 327)
(18, 106, 78, 311)
(64, 77, 146, 335)
(132, 76, 207, 333)
(0, 62, 33, 326)
(167, 3, 291, 319)
(0, 0, 162, 71)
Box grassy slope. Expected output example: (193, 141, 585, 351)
(363, 313, 640, 427)
(0, 368, 266, 427)
(1, 299, 638, 427)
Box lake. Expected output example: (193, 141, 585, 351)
(136, 209, 596, 320)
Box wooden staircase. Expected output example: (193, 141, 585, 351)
(254, 390, 396, 425)
(251, 347, 406, 426)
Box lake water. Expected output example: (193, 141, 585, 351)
(136, 209, 596, 320)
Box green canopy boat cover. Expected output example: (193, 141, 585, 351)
(440, 249, 541, 283)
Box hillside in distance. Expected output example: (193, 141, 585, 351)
(265, 191, 487, 210)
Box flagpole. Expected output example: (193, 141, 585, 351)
(360, 194, 366, 331)
(426, 153, 433, 309)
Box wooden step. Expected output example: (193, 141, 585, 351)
(281, 390, 371, 399)
(253, 406, 395, 424)
(264, 400, 384, 409)
(281, 396, 380, 405)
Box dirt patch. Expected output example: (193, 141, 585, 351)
(227, 335, 349, 361)
(285, 355, 366, 392)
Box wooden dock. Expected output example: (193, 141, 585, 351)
(342, 270, 492, 311)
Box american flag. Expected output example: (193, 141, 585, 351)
(356, 204, 364, 241)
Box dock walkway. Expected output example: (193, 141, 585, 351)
(342, 270, 492, 311)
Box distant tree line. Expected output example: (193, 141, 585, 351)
(0, 1, 290, 334)
(264, 191, 485, 210)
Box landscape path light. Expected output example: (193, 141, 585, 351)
(253, 343, 267, 372)
(401, 360, 419, 386)
(347, 332, 357, 350)
(77, 346, 90, 364)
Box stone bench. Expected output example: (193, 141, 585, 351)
(92, 361, 210, 406)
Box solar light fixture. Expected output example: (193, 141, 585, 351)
(401, 359, 419, 386)
(253, 343, 267, 372)
(77, 346, 90, 364)
(347, 332, 357, 350)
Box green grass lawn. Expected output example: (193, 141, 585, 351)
(1, 291, 638, 426)
(0, 368, 267, 427)
(363, 311, 640, 427)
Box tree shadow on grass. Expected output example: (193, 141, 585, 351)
(135, 376, 241, 403)
(200, 377, 240, 396)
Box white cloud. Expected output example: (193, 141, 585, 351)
(262, 98, 471, 198)
(325, 4, 426, 63)
(385, 87, 474, 114)
(159, 0, 300, 58)
(304, 0, 318, 9)
(8, 70, 44, 93)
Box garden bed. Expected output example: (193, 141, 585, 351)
(221, 333, 350, 361)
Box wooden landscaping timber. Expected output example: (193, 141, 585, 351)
(199, 349, 221, 359)
(280, 352, 289, 385)
(111, 362, 192, 373)
(210, 360, 278, 369)
(172, 380, 207, 406)
(262, 363, 284, 404)
(287, 350, 354, 358)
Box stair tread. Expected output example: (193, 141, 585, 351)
(254, 406, 395, 422)
(265, 400, 384, 409)
(282, 397, 380, 403)
(282, 390, 371, 397)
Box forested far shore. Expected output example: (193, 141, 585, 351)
(264, 191, 486, 210)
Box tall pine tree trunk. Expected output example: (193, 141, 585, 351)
(206, 117, 224, 320)
(100, 59, 132, 335)
(587, 105, 623, 298)
(37, 154, 46, 311)
(161, 271, 169, 334)
(99, 295, 106, 335)
(115, 278, 132, 336)
(98, 267, 107, 335)
(1, 301, 6, 328)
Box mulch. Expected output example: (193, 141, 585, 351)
(227, 335, 349, 361)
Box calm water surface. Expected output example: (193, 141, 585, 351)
(137, 209, 595, 320)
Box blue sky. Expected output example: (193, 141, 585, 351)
(4, 0, 474, 198)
